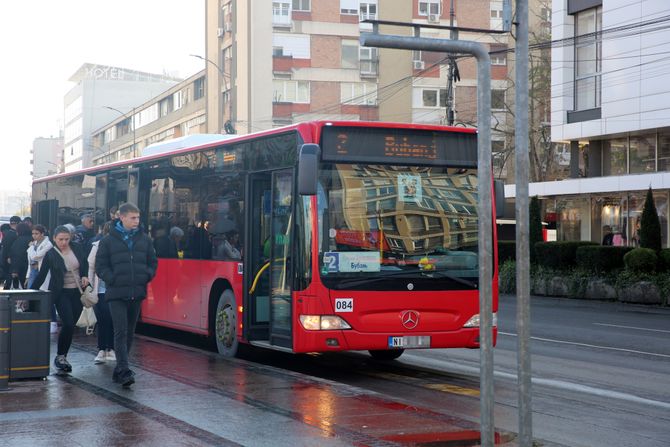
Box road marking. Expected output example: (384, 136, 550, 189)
(424, 383, 480, 397)
(498, 331, 670, 359)
(404, 354, 670, 411)
(593, 323, 670, 334)
(363, 371, 480, 397)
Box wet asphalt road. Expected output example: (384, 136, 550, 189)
(136, 294, 670, 446)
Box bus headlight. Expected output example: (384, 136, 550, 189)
(463, 313, 498, 328)
(300, 315, 352, 331)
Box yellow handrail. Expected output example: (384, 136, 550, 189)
(248, 261, 270, 295)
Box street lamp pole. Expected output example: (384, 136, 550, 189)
(190, 54, 235, 134)
(104, 105, 136, 157)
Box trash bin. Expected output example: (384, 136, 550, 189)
(0, 290, 52, 380)
(0, 296, 9, 390)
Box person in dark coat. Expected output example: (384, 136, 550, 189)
(1, 216, 21, 287)
(96, 203, 157, 387)
(32, 225, 90, 373)
(73, 213, 96, 255)
(8, 222, 32, 288)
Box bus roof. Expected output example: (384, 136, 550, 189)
(33, 120, 477, 185)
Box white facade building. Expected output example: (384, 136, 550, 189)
(63, 64, 181, 172)
(506, 0, 670, 247)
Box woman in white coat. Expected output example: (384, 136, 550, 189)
(88, 222, 115, 364)
(27, 224, 56, 331)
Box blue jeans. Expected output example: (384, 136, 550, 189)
(108, 299, 142, 376)
(93, 294, 114, 351)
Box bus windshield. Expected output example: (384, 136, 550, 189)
(318, 163, 479, 291)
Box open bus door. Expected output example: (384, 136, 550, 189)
(244, 169, 294, 351)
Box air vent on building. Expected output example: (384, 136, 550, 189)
(413, 60, 425, 70)
(217, 27, 224, 37)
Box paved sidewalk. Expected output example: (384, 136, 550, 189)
(0, 332, 518, 446)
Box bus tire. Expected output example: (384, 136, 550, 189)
(215, 289, 239, 357)
(369, 349, 404, 361)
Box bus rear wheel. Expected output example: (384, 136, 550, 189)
(369, 349, 404, 361)
(215, 289, 239, 357)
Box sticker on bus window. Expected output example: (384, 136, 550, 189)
(324, 252, 380, 273)
(398, 174, 422, 202)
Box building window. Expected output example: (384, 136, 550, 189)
(659, 131, 670, 172)
(341, 82, 378, 105)
(340, 0, 358, 15)
(273, 80, 310, 103)
(359, 47, 378, 75)
(602, 138, 627, 176)
(193, 77, 205, 100)
(360, 1, 378, 21)
(292, 0, 310, 11)
(490, 45, 507, 65)
(629, 134, 656, 174)
(342, 39, 359, 69)
(491, 89, 506, 110)
(418, 0, 440, 16)
(159, 97, 173, 117)
(173, 91, 183, 110)
(574, 6, 602, 111)
(273, 1, 291, 25)
(421, 88, 447, 108)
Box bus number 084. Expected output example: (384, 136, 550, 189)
(335, 298, 353, 312)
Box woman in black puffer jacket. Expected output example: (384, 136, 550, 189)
(32, 226, 89, 373)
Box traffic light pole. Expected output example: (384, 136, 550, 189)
(360, 31, 495, 446)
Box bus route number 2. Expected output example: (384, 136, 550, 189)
(335, 298, 353, 313)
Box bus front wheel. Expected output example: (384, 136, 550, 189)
(215, 289, 239, 357)
(369, 349, 404, 361)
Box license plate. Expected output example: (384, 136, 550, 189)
(388, 336, 431, 349)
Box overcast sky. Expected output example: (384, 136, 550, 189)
(0, 0, 205, 192)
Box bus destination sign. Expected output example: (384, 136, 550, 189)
(321, 126, 477, 167)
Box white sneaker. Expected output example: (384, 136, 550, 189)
(106, 350, 116, 362)
(50, 322, 58, 333)
(94, 350, 106, 364)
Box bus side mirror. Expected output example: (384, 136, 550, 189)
(298, 143, 320, 196)
(494, 180, 505, 218)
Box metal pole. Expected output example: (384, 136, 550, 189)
(360, 33, 494, 446)
(514, 0, 533, 445)
(446, 0, 456, 125)
(132, 107, 136, 157)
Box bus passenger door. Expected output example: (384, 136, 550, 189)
(268, 170, 294, 348)
(244, 169, 294, 349)
(245, 174, 272, 342)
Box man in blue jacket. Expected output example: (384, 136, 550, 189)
(96, 203, 157, 387)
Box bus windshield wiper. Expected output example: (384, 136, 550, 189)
(330, 268, 478, 289)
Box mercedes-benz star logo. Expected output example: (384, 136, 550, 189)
(400, 310, 419, 330)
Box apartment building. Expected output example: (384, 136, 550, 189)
(508, 0, 670, 247)
(205, 0, 512, 145)
(31, 135, 64, 179)
(91, 70, 208, 165)
(63, 63, 181, 171)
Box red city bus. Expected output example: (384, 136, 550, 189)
(32, 121, 502, 360)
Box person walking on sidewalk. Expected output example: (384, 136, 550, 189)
(96, 203, 157, 387)
(88, 221, 115, 364)
(31, 226, 90, 373)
